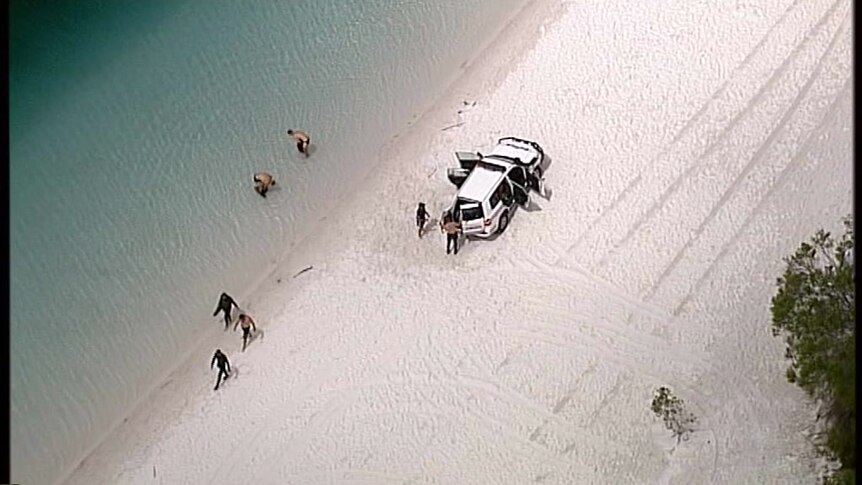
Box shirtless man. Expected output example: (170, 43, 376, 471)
(287, 129, 310, 157)
(234, 313, 258, 352)
(253, 172, 276, 198)
(440, 210, 462, 255)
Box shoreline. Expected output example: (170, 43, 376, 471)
(62, 0, 852, 482)
(58, 1, 560, 483)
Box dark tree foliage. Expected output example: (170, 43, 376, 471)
(771, 216, 854, 482)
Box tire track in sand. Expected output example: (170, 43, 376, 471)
(641, 10, 851, 303)
(670, 75, 853, 317)
(555, 0, 844, 270)
(590, 0, 847, 272)
(418, 323, 608, 481)
(510, 245, 671, 322)
(509, 241, 786, 482)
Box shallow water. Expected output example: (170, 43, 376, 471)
(9, 1, 524, 483)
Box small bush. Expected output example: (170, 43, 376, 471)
(651, 386, 697, 443)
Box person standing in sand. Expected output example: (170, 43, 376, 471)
(416, 202, 430, 238)
(440, 211, 462, 255)
(233, 313, 258, 352)
(253, 172, 276, 198)
(213, 292, 239, 330)
(287, 129, 310, 157)
(210, 349, 231, 390)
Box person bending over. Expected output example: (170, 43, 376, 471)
(254, 172, 276, 198)
(287, 129, 310, 157)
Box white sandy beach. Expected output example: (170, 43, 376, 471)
(62, 0, 853, 483)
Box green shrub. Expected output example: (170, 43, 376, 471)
(771, 215, 855, 480)
(651, 386, 697, 443)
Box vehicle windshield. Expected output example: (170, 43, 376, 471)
(458, 201, 483, 221)
(484, 155, 517, 165)
(476, 160, 507, 171)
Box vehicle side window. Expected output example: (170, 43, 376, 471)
(509, 167, 526, 187)
(500, 180, 513, 205)
(489, 185, 501, 210)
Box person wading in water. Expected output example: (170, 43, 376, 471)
(287, 129, 310, 157)
(253, 172, 276, 198)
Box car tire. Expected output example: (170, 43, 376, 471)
(498, 211, 509, 234)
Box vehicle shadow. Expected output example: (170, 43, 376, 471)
(474, 232, 503, 242)
(541, 154, 554, 176)
(523, 200, 543, 212)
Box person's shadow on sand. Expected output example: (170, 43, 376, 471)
(421, 218, 439, 238)
(217, 367, 239, 390)
(246, 329, 265, 349)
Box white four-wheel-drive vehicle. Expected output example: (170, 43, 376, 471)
(444, 137, 547, 238)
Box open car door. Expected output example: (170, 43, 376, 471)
(512, 182, 530, 207)
(455, 151, 482, 171)
(507, 167, 531, 207)
(447, 167, 470, 188)
(526, 170, 544, 196)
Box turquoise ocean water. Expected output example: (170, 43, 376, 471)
(9, 1, 524, 483)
